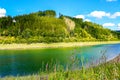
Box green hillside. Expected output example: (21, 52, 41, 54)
(0, 10, 119, 43)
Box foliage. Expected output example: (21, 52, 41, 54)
(38, 10, 56, 17)
(0, 10, 119, 43)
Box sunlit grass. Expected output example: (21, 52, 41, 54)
(1, 50, 120, 80)
(1, 62, 120, 80)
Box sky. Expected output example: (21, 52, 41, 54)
(0, 0, 120, 30)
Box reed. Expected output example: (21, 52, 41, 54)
(1, 51, 120, 80)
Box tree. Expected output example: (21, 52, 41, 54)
(0, 16, 13, 29)
(43, 10, 56, 17)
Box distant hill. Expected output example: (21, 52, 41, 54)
(115, 30, 120, 32)
(61, 16, 119, 41)
(0, 10, 119, 43)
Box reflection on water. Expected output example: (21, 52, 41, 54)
(0, 43, 120, 77)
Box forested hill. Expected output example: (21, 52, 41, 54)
(0, 10, 120, 43)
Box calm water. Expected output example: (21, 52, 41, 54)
(0, 43, 120, 77)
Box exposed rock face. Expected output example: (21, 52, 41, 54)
(63, 17, 75, 32)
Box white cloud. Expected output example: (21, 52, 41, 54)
(106, 0, 117, 2)
(103, 23, 115, 27)
(117, 23, 120, 29)
(89, 11, 110, 19)
(88, 11, 120, 19)
(74, 15, 85, 19)
(117, 23, 120, 27)
(0, 8, 6, 17)
(110, 12, 120, 18)
(74, 15, 91, 22)
(84, 19, 91, 22)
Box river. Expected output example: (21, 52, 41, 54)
(0, 43, 120, 77)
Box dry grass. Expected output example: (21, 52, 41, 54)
(0, 41, 120, 50)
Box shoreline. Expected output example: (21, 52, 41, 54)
(0, 41, 120, 50)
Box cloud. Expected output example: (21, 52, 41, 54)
(103, 23, 115, 27)
(117, 23, 120, 29)
(110, 12, 120, 18)
(106, 0, 117, 2)
(74, 15, 91, 22)
(88, 11, 120, 19)
(0, 8, 6, 17)
(84, 19, 91, 22)
(89, 11, 110, 19)
(17, 9, 25, 12)
(117, 23, 120, 27)
(74, 15, 85, 19)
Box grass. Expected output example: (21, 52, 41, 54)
(1, 52, 120, 80)
(1, 62, 120, 80)
(0, 41, 120, 50)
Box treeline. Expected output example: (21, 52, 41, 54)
(0, 10, 119, 43)
(64, 16, 119, 41)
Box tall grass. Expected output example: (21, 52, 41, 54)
(1, 51, 120, 80)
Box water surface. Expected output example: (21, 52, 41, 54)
(0, 43, 120, 77)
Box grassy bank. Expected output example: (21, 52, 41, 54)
(0, 41, 120, 50)
(1, 58, 120, 80)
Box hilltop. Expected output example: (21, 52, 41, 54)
(0, 10, 120, 43)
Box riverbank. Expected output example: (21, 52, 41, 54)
(1, 54, 120, 80)
(0, 41, 120, 50)
(109, 54, 120, 63)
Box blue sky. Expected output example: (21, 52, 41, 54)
(0, 0, 120, 30)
